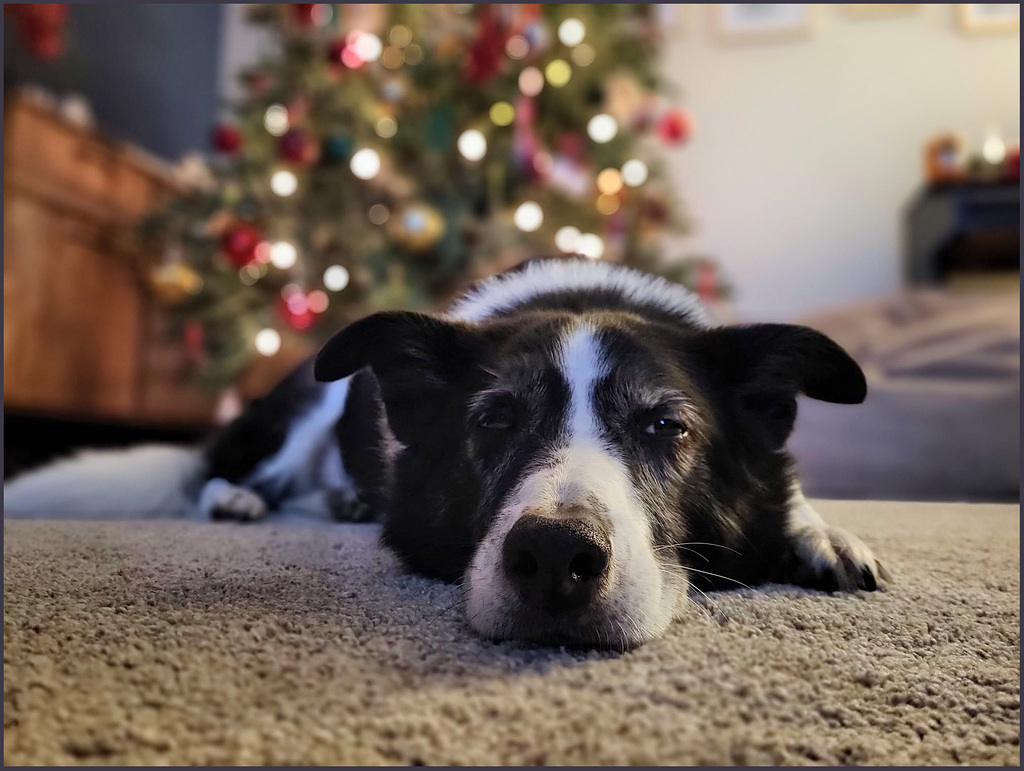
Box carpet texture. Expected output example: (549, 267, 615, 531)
(3, 500, 1020, 766)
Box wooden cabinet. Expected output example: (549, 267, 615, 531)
(3, 94, 217, 426)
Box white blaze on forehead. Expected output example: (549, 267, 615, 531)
(465, 320, 687, 646)
(559, 323, 609, 445)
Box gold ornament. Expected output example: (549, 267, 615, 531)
(604, 73, 645, 124)
(149, 261, 203, 306)
(388, 202, 446, 253)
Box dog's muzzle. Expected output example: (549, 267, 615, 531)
(501, 514, 611, 617)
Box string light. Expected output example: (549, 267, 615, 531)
(269, 241, 297, 269)
(596, 194, 620, 215)
(352, 32, 383, 63)
(533, 151, 553, 176)
(505, 35, 529, 59)
(239, 266, 259, 285)
(307, 290, 329, 314)
(457, 129, 487, 161)
(554, 225, 581, 253)
(270, 170, 298, 196)
(514, 201, 544, 232)
(323, 265, 350, 292)
(375, 116, 397, 138)
(576, 233, 605, 260)
(518, 67, 544, 97)
(381, 47, 404, 69)
(281, 283, 302, 299)
(621, 159, 649, 187)
(388, 25, 412, 48)
(368, 203, 390, 225)
(254, 328, 281, 356)
(557, 18, 586, 47)
(404, 44, 423, 65)
(596, 168, 623, 195)
(287, 293, 309, 314)
(545, 59, 572, 88)
(263, 104, 289, 136)
(587, 114, 618, 143)
(350, 148, 381, 180)
(490, 101, 515, 127)
(572, 43, 595, 66)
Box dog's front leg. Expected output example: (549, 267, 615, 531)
(197, 478, 269, 522)
(783, 484, 888, 592)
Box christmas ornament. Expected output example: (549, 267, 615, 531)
(149, 261, 204, 306)
(289, 4, 321, 27)
(211, 123, 243, 154)
(321, 134, 352, 163)
(657, 108, 694, 145)
(466, 6, 510, 84)
(5, 4, 69, 61)
(220, 224, 264, 268)
(278, 129, 316, 164)
(1005, 146, 1020, 182)
(389, 203, 446, 252)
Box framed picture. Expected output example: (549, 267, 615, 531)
(842, 5, 920, 16)
(710, 4, 818, 42)
(957, 4, 1020, 34)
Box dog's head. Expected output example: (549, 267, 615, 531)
(315, 308, 864, 648)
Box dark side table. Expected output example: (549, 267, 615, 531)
(903, 181, 1020, 284)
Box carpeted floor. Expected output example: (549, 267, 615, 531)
(3, 500, 1019, 766)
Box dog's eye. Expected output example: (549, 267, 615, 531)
(477, 408, 517, 431)
(643, 418, 687, 438)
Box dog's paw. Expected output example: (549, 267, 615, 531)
(788, 525, 889, 593)
(325, 488, 374, 523)
(198, 479, 268, 523)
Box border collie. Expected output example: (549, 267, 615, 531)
(4, 257, 887, 648)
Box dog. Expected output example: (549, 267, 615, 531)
(5, 257, 886, 648)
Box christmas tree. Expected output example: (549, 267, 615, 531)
(143, 4, 717, 391)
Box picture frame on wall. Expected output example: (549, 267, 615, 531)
(710, 4, 818, 42)
(957, 4, 1020, 34)
(842, 4, 921, 16)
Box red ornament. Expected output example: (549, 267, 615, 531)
(657, 109, 694, 145)
(211, 124, 243, 154)
(466, 7, 510, 84)
(327, 38, 346, 66)
(220, 224, 263, 268)
(1005, 146, 1020, 182)
(290, 4, 318, 26)
(278, 129, 316, 165)
(5, 4, 69, 61)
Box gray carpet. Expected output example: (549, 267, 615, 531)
(3, 500, 1020, 765)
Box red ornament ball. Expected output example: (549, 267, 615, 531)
(1005, 146, 1020, 182)
(657, 109, 694, 145)
(211, 123, 243, 154)
(290, 4, 318, 26)
(278, 129, 315, 164)
(220, 224, 263, 268)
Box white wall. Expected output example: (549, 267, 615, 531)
(660, 4, 1020, 321)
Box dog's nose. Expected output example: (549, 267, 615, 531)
(501, 515, 611, 615)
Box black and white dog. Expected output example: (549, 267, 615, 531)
(5, 257, 886, 648)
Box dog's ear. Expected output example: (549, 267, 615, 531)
(315, 312, 486, 439)
(693, 324, 866, 448)
(315, 311, 483, 386)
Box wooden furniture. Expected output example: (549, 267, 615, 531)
(903, 181, 1020, 284)
(3, 94, 219, 425)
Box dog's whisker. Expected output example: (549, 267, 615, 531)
(684, 567, 754, 591)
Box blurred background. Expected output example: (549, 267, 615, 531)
(3, 4, 1019, 502)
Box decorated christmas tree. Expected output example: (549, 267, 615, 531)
(143, 3, 722, 391)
